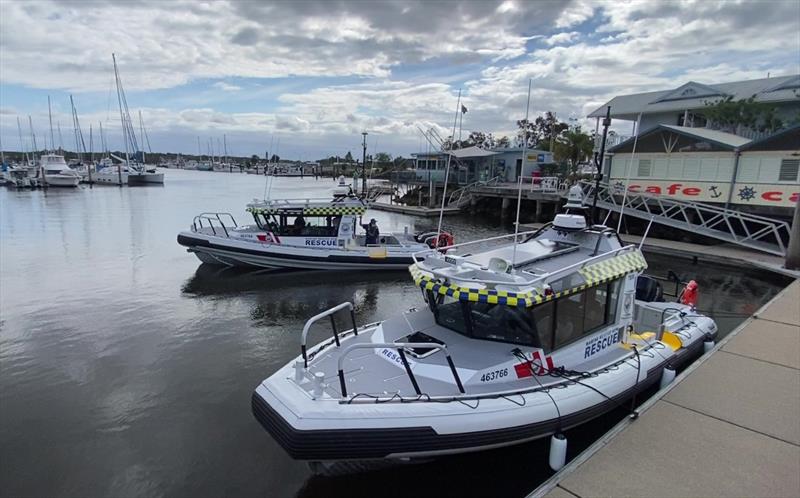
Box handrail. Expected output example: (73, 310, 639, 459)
(411, 229, 541, 263)
(192, 212, 238, 237)
(446, 174, 503, 207)
(412, 242, 639, 288)
(336, 342, 464, 398)
(581, 181, 791, 256)
(300, 302, 358, 367)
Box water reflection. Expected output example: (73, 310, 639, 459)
(0, 171, 791, 498)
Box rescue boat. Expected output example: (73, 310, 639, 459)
(250, 188, 717, 474)
(177, 187, 453, 270)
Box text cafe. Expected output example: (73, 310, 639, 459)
(606, 125, 800, 213)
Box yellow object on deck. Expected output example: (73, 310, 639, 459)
(620, 331, 656, 349)
(368, 247, 388, 259)
(661, 331, 683, 351)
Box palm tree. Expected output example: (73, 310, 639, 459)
(554, 127, 594, 174)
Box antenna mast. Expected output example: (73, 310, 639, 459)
(512, 79, 532, 266)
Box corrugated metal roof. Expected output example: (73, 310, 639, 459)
(660, 125, 752, 147)
(588, 74, 800, 118)
(608, 125, 751, 152)
(448, 146, 498, 158)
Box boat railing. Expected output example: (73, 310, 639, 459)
(335, 342, 465, 398)
(192, 212, 238, 237)
(301, 302, 358, 368)
(412, 238, 641, 289)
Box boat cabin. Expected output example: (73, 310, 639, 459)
(246, 198, 404, 247)
(41, 154, 69, 174)
(412, 217, 647, 369)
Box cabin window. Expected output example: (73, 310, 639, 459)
(469, 303, 540, 347)
(779, 159, 799, 182)
(548, 279, 623, 351)
(428, 294, 469, 336)
(531, 301, 555, 352)
(554, 293, 585, 348)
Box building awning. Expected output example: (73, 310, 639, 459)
(608, 124, 751, 153)
(448, 146, 498, 159)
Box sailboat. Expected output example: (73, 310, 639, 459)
(111, 53, 164, 186)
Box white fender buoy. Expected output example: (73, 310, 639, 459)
(294, 360, 305, 382)
(660, 366, 676, 390)
(312, 371, 325, 398)
(703, 340, 714, 353)
(548, 433, 567, 471)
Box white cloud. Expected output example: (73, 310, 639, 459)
(544, 31, 580, 46)
(211, 82, 242, 92)
(0, 0, 796, 157)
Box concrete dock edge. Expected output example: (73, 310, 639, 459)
(527, 277, 800, 498)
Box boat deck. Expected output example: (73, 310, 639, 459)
(534, 278, 800, 498)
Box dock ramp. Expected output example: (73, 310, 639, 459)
(581, 182, 791, 257)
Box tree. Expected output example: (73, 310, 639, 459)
(553, 127, 594, 173)
(270, 154, 280, 162)
(495, 135, 511, 148)
(344, 151, 354, 162)
(701, 95, 784, 134)
(516, 112, 568, 149)
(374, 152, 392, 163)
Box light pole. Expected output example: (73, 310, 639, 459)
(361, 131, 368, 195)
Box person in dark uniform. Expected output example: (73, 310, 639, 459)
(361, 218, 379, 245)
(293, 215, 306, 235)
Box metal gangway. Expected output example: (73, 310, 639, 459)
(581, 182, 791, 257)
(446, 175, 504, 208)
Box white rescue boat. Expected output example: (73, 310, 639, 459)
(251, 188, 717, 473)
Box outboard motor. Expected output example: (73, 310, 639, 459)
(635, 275, 664, 302)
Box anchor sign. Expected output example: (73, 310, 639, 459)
(708, 185, 723, 198)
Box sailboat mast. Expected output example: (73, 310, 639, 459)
(113, 53, 129, 186)
(139, 110, 146, 165)
(223, 134, 228, 164)
(16, 117, 28, 164)
(48, 96, 55, 154)
(28, 116, 38, 158)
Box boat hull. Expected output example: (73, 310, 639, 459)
(177, 232, 422, 270)
(251, 318, 714, 465)
(128, 172, 164, 185)
(44, 174, 80, 187)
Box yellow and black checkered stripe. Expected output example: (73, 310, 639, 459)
(303, 206, 366, 216)
(409, 265, 535, 307)
(408, 250, 646, 309)
(247, 205, 366, 216)
(578, 251, 647, 286)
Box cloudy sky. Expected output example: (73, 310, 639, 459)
(1, 0, 798, 159)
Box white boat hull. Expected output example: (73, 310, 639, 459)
(178, 231, 425, 270)
(252, 315, 715, 463)
(44, 174, 80, 187)
(94, 171, 128, 185)
(128, 172, 164, 185)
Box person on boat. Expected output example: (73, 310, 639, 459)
(293, 215, 306, 235)
(361, 218, 380, 245)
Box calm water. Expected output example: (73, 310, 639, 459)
(0, 169, 789, 498)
